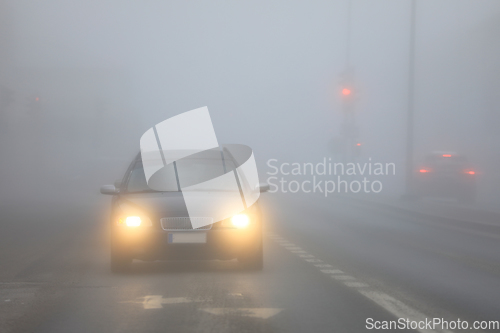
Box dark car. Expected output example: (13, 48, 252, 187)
(100, 148, 268, 272)
(414, 152, 476, 203)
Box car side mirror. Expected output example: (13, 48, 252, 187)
(100, 185, 119, 195)
(257, 182, 270, 193)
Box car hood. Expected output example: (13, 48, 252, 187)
(118, 192, 189, 219)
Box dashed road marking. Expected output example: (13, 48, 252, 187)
(344, 282, 369, 288)
(226, 292, 244, 299)
(331, 275, 356, 281)
(267, 233, 454, 333)
(298, 254, 315, 258)
(358, 290, 453, 333)
(121, 296, 203, 309)
(201, 308, 283, 319)
(305, 259, 322, 263)
(320, 269, 344, 274)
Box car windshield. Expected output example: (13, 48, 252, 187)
(125, 155, 236, 193)
(125, 160, 174, 192)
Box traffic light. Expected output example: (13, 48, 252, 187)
(338, 71, 356, 112)
(353, 141, 362, 157)
(338, 68, 356, 104)
(340, 84, 355, 113)
(27, 95, 42, 114)
(340, 86, 354, 98)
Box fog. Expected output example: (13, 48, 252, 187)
(3, 2, 500, 332)
(1, 0, 500, 205)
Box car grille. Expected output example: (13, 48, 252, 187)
(160, 217, 213, 231)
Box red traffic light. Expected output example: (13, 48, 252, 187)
(342, 88, 351, 96)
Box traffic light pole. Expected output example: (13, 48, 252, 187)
(404, 0, 416, 197)
(336, 0, 359, 162)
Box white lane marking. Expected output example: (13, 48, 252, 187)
(299, 254, 315, 258)
(201, 308, 283, 319)
(121, 296, 203, 309)
(268, 233, 454, 333)
(144, 295, 165, 309)
(285, 247, 302, 250)
(344, 282, 369, 288)
(320, 269, 344, 274)
(119, 295, 161, 309)
(331, 275, 356, 281)
(358, 291, 453, 333)
(305, 259, 322, 263)
(291, 250, 307, 254)
(226, 292, 244, 299)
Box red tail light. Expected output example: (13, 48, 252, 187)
(442, 154, 452, 157)
(463, 169, 475, 175)
(419, 168, 431, 173)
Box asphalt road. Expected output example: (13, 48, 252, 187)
(1, 193, 499, 333)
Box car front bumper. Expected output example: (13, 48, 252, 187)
(111, 226, 262, 261)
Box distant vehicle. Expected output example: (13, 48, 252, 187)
(100, 150, 268, 272)
(414, 152, 476, 203)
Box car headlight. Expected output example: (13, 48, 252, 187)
(125, 216, 142, 227)
(231, 214, 250, 228)
(117, 203, 152, 227)
(117, 215, 152, 227)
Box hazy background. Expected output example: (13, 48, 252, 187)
(1, 0, 500, 206)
